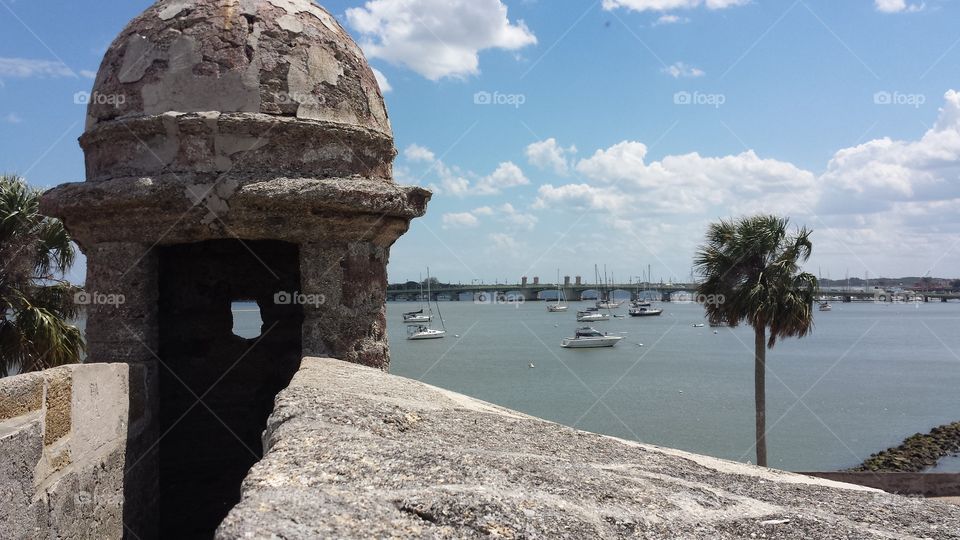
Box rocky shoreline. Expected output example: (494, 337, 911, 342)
(852, 421, 960, 472)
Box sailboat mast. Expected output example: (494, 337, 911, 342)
(427, 267, 445, 330)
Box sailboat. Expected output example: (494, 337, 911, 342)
(402, 276, 432, 323)
(817, 267, 832, 312)
(407, 268, 446, 340)
(547, 270, 568, 312)
(595, 265, 622, 309)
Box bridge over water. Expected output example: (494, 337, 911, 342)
(387, 284, 960, 303)
(387, 283, 697, 303)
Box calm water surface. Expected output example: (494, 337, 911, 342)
(381, 300, 960, 472)
(108, 299, 959, 472)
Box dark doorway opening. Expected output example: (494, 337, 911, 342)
(157, 240, 303, 538)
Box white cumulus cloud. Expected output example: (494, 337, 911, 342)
(442, 212, 480, 228)
(0, 57, 76, 78)
(474, 162, 530, 195)
(371, 67, 392, 93)
(602, 0, 749, 13)
(526, 138, 577, 175)
(404, 144, 436, 163)
(874, 0, 925, 13)
(403, 144, 529, 196)
(819, 90, 960, 214)
(346, 0, 537, 81)
(536, 139, 817, 219)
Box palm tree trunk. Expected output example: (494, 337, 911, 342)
(754, 325, 767, 467)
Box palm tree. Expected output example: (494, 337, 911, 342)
(0, 174, 84, 377)
(694, 215, 818, 467)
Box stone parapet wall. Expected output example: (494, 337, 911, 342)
(0, 363, 146, 539)
(801, 472, 960, 498)
(217, 357, 960, 539)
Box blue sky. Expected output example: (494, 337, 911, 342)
(2, 0, 958, 284)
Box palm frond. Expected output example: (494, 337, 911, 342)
(695, 214, 817, 348)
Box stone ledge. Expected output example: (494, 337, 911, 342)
(217, 357, 960, 539)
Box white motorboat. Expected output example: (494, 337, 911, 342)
(561, 327, 623, 348)
(406, 325, 446, 340)
(595, 300, 622, 309)
(819, 302, 832, 312)
(628, 307, 663, 317)
(631, 300, 651, 308)
(577, 307, 610, 322)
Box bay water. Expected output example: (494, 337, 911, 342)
(382, 300, 960, 472)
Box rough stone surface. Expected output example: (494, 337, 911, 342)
(0, 364, 132, 540)
(37, 1, 427, 535)
(218, 358, 960, 539)
(86, 0, 389, 135)
(0, 371, 44, 421)
(42, 367, 72, 445)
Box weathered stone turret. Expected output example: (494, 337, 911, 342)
(41, 0, 428, 536)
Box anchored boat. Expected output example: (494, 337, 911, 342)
(628, 306, 663, 317)
(407, 267, 446, 340)
(577, 307, 611, 322)
(548, 269, 569, 312)
(402, 276, 432, 323)
(561, 327, 623, 348)
(406, 324, 446, 340)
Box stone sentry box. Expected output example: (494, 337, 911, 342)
(41, 0, 429, 537)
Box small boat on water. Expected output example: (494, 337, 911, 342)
(548, 270, 569, 312)
(402, 308, 431, 324)
(628, 307, 663, 317)
(596, 300, 622, 309)
(819, 302, 832, 312)
(403, 277, 432, 323)
(631, 300, 651, 308)
(577, 307, 610, 322)
(406, 325, 446, 340)
(407, 267, 446, 340)
(692, 323, 705, 328)
(561, 327, 623, 348)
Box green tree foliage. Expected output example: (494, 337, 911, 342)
(0, 175, 84, 377)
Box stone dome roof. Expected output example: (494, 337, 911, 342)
(43, 0, 429, 248)
(86, 0, 390, 136)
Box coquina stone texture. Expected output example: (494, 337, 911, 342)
(218, 358, 960, 539)
(0, 364, 140, 540)
(39, 0, 428, 536)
